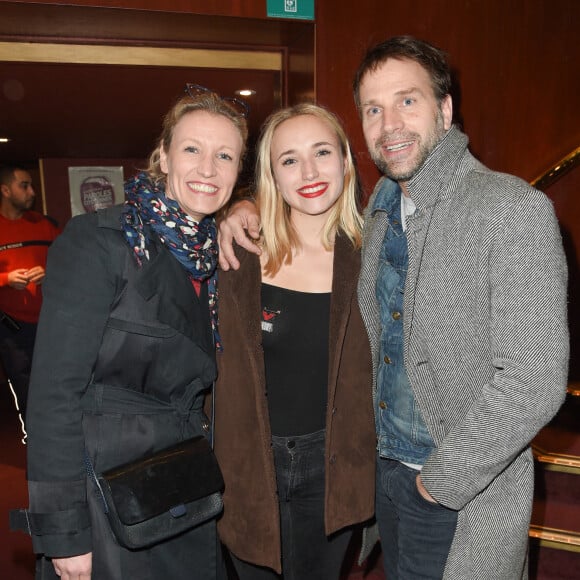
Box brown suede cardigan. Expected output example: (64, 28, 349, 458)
(214, 234, 376, 573)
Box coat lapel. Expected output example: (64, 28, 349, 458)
(328, 235, 360, 402)
(134, 242, 212, 350)
(403, 202, 435, 363)
(359, 208, 389, 382)
(227, 249, 263, 348)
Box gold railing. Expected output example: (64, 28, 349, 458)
(528, 149, 580, 557)
(529, 525, 580, 553)
(531, 146, 580, 191)
(567, 382, 580, 397)
(532, 444, 580, 475)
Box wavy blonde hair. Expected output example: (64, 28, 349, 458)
(256, 103, 363, 276)
(147, 93, 248, 184)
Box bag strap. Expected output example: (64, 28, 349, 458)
(210, 381, 216, 448)
(83, 450, 109, 514)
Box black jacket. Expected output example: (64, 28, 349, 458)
(26, 204, 219, 579)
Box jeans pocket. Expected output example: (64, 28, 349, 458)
(409, 473, 449, 512)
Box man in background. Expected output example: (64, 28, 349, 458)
(0, 165, 60, 429)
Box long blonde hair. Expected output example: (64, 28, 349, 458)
(255, 103, 363, 276)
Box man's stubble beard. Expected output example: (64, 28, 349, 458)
(370, 109, 447, 182)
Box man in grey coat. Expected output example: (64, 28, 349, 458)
(218, 36, 569, 580)
(353, 36, 568, 579)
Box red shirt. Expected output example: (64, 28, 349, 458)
(0, 211, 60, 323)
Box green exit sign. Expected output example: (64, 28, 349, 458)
(267, 0, 314, 20)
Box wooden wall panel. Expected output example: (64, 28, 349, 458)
(314, 0, 579, 379)
(315, 0, 580, 197)
(0, 0, 266, 18)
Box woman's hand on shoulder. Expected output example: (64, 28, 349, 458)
(52, 552, 92, 579)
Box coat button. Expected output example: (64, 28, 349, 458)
(379, 401, 387, 410)
(392, 311, 401, 320)
(287, 440, 296, 449)
(384, 355, 392, 364)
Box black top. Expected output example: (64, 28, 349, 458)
(261, 283, 331, 436)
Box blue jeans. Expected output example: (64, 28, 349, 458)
(376, 457, 458, 580)
(232, 429, 352, 580)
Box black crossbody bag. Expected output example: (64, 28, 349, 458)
(85, 434, 224, 550)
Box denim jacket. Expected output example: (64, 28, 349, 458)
(373, 180, 435, 465)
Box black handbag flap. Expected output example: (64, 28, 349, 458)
(100, 436, 224, 525)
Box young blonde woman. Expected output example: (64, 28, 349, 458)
(214, 103, 375, 579)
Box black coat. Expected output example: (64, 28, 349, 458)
(26, 205, 221, 579)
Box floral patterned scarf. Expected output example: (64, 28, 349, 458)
(121, 172, 222, 350)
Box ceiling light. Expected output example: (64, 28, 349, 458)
(0, 137, 10, 143)
(235, 89, 256, 97)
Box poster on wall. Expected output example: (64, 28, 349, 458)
(68, 166, 124, 216)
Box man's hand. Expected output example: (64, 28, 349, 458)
(26, 265, 46, 285)
(416, 474, 438, 504)
(7, 269, 30, 290)
(52, 552, 92, 579)
(218, 199, 261, 271)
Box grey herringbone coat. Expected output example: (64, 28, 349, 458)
(358, 127, 569, 579)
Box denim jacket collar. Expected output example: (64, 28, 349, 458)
(370, 176, 401, 218)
